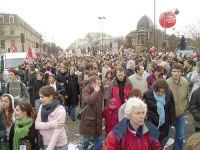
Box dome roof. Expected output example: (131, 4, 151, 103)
(137, 15, 153, 30)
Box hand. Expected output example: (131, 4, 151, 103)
(27, 87, 29, 90)
(61, 83, 64, 86)
(78, 95, 80, 98)
(65, 95, 68, 99)
(57, 119, 64, 129)
(94, 85, 100, 92)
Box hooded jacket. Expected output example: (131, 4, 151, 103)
(103, 118, 161, 150)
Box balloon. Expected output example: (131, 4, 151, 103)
(129, 48, 131, 51)
(59, 50, 61, 55)
(132, 50, 135, 53)
(159, 11, 176, 28)
(150, 48, 155, 53)
(152, 46, 155, 50)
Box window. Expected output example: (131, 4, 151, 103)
(0, 27, 4, 35)
(0, 16, 4, 23)
(1, 40, 5, 48)
(10, 27, 14, 34)
(9, 16, 14, 23)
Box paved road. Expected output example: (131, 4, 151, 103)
(65, 107, 195, 150)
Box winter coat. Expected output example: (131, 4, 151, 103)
(190, 87, 200, 128)
(166, 76, 189, 117)
(107, 76, 132, 108)
(102, 106, 119, 134)
(33, 80, 47, 100)
(189, 71, 200, 101)
(0, 108, 6, 139)
(125, 69, 135, 78)
(143, 88, 176, 141)
(9, 123, 39, 150)
(78, 71, 89, 90)
(64, 74, 79, 107)
(57, 72, 67, 85)
(35, 105, 67, 150)
(103, 118, 161, 150)
(79, 84, 102, 137)
(146, 73, 164, 89)
(27, 72, 37, 105)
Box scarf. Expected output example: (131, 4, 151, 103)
(127, 120, 143, 138)
(153, 91, 166, 128)
(14, 117, 34, 150)
(41, 98, 60, 122)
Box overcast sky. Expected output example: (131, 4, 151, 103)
(1, 0, 199, 50)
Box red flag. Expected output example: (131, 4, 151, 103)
(12, 43, 17, 53)
(118, 44, 124, 53)
(26, 47, 33, 59)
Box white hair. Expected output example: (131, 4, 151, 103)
(126, 60, 135, 69)
(125, 97, 147, 119)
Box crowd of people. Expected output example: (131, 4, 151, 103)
(0, 51, 200, 150)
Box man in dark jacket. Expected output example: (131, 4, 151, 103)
(125, 60, 135, 77)
(190, 87, 200, 132)
(79, 76, 102, 150)
(27, 65, 37, 107)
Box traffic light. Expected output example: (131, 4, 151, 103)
(36, 43, 39, 48)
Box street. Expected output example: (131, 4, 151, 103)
(65, 106, 195, 150)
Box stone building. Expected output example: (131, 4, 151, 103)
(0, 13, 42, 54)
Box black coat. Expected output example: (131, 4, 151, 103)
(64, 74, 79, 107)
(143, 88, 176, 141)
(125, 69, 135, 77)
(27, 72, 37, 106)
(9, 123, 39, 150)
(190, 87, 200, 127)
(57, 72, 68, 84)
(33, 80, 47, 100)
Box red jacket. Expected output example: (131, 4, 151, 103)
(107, 77, 132, 108)
(103, 118, 161, 150)
(102, 106, 119, 134)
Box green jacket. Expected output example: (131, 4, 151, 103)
(167, 76, 189, 117)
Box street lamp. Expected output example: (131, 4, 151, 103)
(98, 17, 106, 54)
(164, 8, 179, 54)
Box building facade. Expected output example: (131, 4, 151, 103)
(0, 13, 42, 54)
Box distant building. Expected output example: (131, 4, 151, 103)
(0, 13, 42, 54)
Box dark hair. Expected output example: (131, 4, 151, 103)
(49, 74, 56, 80)
(135, 58, 143, 65)
(171, 63, 183, 72)
(127, 89, 143, 99)
(37, 72, 44, 77)
(85, 64, 93, 71)
(16, 102, 37, 120)
(89, 76, 100, 84)
(89, 71, 98, 77)
(39, 85, 63, 104)
(1, 95, 14, 127)
(172, 57, 178, 62)
(186, 59, 194, 66)
(153, 65, 162, 73)
(10, 69, 19, 76)
(152, 79, 169, 92)
(18, 65, 22, 69)
(135, 65, 141, 73)
(116, 67, 125, 73)
(46, 66, 51, 71)
(29, 65, 35, 72)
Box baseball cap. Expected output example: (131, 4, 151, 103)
(109, 98, 117, 109)
(8, 67, 14, 71)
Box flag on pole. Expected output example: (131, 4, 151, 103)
(118, 44, 124, 53)
(12, 43, 17, 53)
(24, 47, 33, 67)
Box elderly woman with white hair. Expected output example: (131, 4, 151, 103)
(103, 97, 161, 150)
(125, 60, 135, 77)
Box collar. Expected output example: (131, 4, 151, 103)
(136, 74, 143, 79)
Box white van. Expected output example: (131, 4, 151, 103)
(0, 52, 31, 79)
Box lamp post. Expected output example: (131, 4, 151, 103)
(164, 9, 179, 54)
(98, 17, 106, 54)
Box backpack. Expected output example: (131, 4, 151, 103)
(6, 82, 23, 97)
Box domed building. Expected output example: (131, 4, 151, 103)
(126, 15, 154, 52)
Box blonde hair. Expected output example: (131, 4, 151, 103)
(184, 132, 200, 150)
(160, 61, 168, 69)
(125, 97, 147, 119)
(196, 62, 200, 74)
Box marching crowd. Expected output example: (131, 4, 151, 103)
(0, 52, 200, 150)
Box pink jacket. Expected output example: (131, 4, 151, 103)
(102, 106, 119, 134)
(35, 105, 67, 150)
